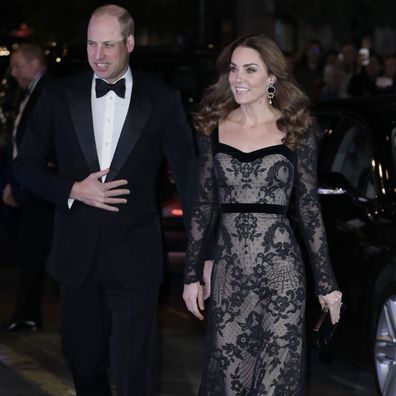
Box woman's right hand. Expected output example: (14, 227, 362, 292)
(183, 282, 205, 320)
(318, 290, 343, 324)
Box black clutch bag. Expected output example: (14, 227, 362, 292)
(313, 304, 344, 348)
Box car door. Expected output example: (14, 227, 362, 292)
(316, 111, 378, 351)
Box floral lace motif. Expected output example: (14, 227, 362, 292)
(185, 129, 338, 395)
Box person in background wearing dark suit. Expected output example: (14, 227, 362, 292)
(14, 4, 196, 396)
(1, 43, 53, 332)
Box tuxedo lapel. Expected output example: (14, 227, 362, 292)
(106, 78, 151, 182)
(66, 74, 100, 173)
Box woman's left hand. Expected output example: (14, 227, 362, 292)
(202, 260, 213, 300)
(318, 290, 343, 324)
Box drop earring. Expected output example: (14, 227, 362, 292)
(266, 82, 276, 105)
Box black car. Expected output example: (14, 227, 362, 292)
(314, 96, 396, 396)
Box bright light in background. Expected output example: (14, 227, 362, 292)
(171, 208, 183, 217)
(0, 47, 10, 57)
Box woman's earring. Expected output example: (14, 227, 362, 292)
(266, 82, 276, 105)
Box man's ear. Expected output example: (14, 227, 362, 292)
(31, 58, 42, 73)
(126, 35, 135, 53)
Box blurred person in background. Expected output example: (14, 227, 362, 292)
(1, 43, 53, 332)
(348, 52, 383, 97)
(319, 50, 345, 101)
(375, 53, 396, 94)
(294, 39, 324, 102)
(338, 41, 358, 98)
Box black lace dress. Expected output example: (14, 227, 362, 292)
(184, 127, 338, 396)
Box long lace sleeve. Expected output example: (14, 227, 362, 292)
(295, 128, 338, 296)
(184, 133, 218, 284)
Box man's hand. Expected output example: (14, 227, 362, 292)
(2, 184, 19, 208)
(70, 169, 130, 212)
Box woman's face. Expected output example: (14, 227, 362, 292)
(228, 46, 274, 106)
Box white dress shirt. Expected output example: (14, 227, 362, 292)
(92, 68, 132, 173)
(68, 68, 133, 207)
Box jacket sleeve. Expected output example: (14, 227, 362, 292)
(13, 82, 74, 210)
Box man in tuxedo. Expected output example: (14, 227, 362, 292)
(14, 4, 196, 396)
(1, 43, 53, 331)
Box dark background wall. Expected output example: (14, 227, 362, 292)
(1, 0, 396, 53)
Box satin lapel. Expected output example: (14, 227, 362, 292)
(106, 84, 151, 182)
(66, 76, 99, 172)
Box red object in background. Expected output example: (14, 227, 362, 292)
(12, 23, 33, 38)
(171, 208, 183, 217)
(162, 196, 183, 218)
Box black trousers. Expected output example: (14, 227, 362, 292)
(13, 202, 53, 325)
(60, 253, 160, 396)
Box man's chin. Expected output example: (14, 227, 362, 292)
(92, 68, 110, 79)
(97, 73, 109, 80)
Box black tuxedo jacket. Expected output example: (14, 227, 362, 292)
(14, 70, 196, 289)
(6, 73, 51, 206)
(15, 74, 48, 149)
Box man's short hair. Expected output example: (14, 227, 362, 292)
(13, 43, 46, 66)
(91, 4, 135, 39)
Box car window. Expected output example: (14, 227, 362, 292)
(319, 116, 377, 198)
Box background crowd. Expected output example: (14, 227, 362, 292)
(291, 35, 396, 102)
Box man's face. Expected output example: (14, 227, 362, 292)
(10, 52, 40, 89)
(87, 14, 134, 83)
(341, 44, 357, 67)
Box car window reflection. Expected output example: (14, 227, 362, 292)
(320, 117, 377, 198)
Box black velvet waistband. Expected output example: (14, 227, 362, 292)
(220, 203, 287, 215)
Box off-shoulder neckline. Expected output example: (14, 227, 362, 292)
(214, 128, 292, 155)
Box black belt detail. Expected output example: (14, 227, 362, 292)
(220, 203, 287, 215)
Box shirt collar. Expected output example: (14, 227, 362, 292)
(27, 71, 44, 94)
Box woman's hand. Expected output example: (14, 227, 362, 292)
(318, 290, 343, 324)
(183, 282, 205, 320)
(202, 260, 214, 300)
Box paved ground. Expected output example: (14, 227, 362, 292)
(0, 264, 378, 395)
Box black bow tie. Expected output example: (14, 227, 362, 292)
(95, 78, 126, 98)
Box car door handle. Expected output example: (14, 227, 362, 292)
(318, 187, 347, 195)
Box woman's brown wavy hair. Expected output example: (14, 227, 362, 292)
(193, 34, 314, 148)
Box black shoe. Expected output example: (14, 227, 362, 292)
(1, 320, 41, 332)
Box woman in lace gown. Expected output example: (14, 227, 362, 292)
(183, 35, 342, 396)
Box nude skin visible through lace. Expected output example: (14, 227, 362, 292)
(184, 127, 338, 395)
